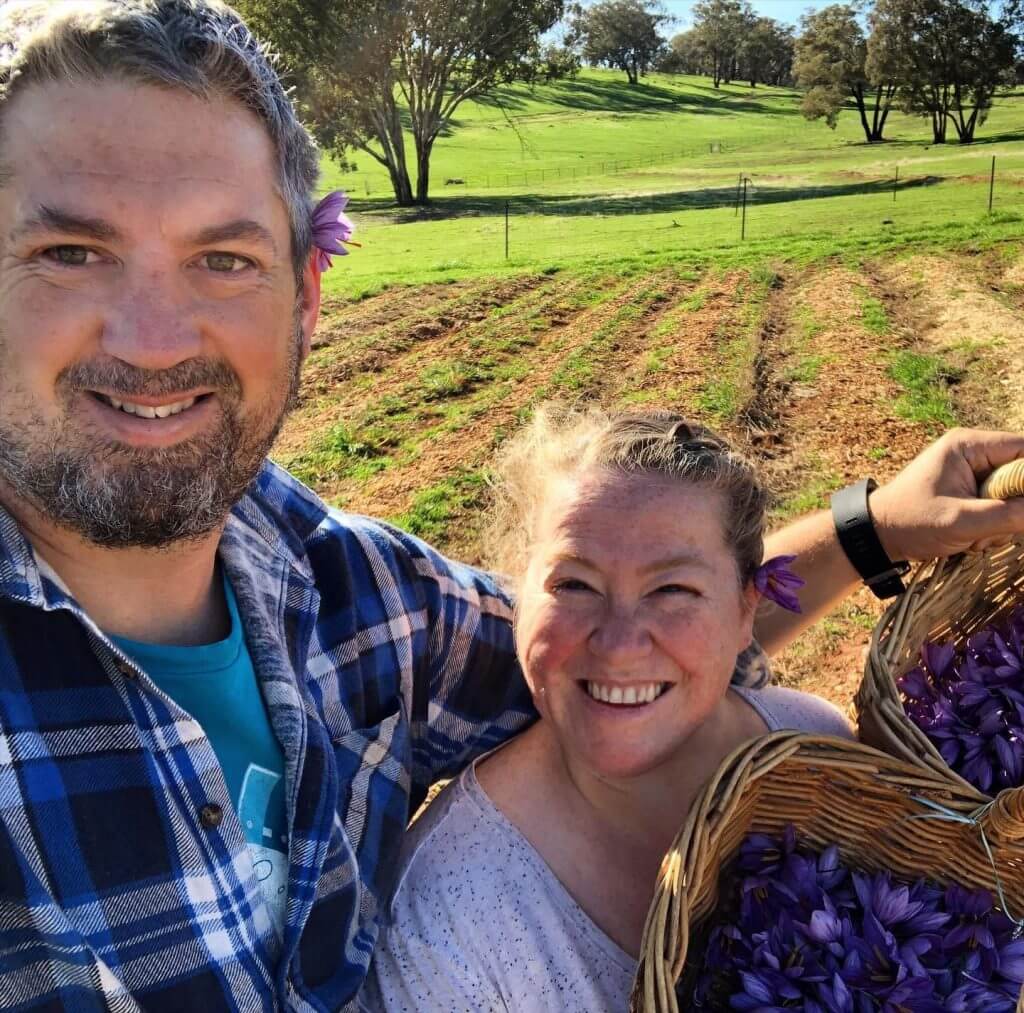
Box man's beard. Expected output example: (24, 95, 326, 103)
(0, 330, 302, 549)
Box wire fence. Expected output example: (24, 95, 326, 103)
(325, 140, 741, 197)
(339, 156, 1022, 281)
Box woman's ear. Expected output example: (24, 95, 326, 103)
(736, 579, 759, 653)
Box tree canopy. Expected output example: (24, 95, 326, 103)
(869, 0, 1020, 143)
(794, 3, 896, 143)
(237, 0, 564, 205)
(569, 0, 669, 84)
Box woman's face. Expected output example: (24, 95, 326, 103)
(515, 469, 757, 780)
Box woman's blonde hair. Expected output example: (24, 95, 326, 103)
(484, 404, 768, 585)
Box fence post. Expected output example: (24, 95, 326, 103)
(741, 178, 748, 240)
(505, 201, 509, 260)
(989, 155, 996, 214)
(893, 166, 898, 202)
(735, 173, 742, 216)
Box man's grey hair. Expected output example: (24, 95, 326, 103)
(0, 0, 320, 277)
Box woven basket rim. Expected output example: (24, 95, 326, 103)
(631, 730, 1024, 1013)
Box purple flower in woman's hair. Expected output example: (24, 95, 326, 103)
(754, 555, 805, 613)
(311, 190, 356, 270)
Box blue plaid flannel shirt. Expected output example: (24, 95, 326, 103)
(0, 460, 769, 1012)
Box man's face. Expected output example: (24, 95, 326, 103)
(0, 79, 319, 546)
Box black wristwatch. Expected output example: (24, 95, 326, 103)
(831, 479, 910, 599)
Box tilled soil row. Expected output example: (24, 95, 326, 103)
(331, 271, 695, 527)
(303, 274, 548, 396)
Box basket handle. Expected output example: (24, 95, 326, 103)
(982, 786, 1024, 842)
(980, 460, 1024, 500)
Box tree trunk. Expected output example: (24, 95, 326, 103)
(370, 98, 416, 205)
(414, 138, 432, 203)
(851, 84, 874, 144)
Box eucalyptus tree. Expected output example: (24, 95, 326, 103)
(569, 0, 670, 85)
(869, 0, 1020, 144)
(238, 0, 564, 205)
(794, 3, 897, 142)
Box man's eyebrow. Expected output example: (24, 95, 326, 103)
(190, 219, 278, 253)
(13, 205, 120, 242)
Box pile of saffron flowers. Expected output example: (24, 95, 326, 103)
(898, 610, 1024, 794)
(693, 826, 1024, 1011)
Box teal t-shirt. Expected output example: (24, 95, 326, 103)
(111, 574, 289, 938)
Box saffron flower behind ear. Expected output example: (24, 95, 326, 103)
(311, 190, 357, 270)
(754, 554, 804, 613)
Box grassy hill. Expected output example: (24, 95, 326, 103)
(317, 70, 1024, 297)
(277, 70, 1024, 706)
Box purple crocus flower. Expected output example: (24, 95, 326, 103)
(899, 610, 1024, 794)
(694, 827, 1024, 1011)
(311, 190, 356, 271)
(753, 555, 805, 613)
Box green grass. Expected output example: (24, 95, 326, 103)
(887, 351, 963, 427)
(773, 465, 844, 521)
(389, 470, 489, 544)
(697, 263, 777, 421)
(286, 422, 396, 486)
(316, 70, 1024, 297)
(860, 294, 891, 336)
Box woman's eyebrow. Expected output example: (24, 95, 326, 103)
(638, 552, 710, 576)
(550, 551, 711, 575)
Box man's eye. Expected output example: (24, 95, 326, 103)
(203, 252, 252, 273)
(43, 245, 94, 266)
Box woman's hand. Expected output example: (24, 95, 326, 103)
(754, 428, 1024, 656)
(870, 428, 1024, 560)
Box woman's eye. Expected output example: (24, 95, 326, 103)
(202, 252, 252, 273)
(552, 578, 594, 594)
(655, 584, 697, 596)
(43, 245, 96, 266)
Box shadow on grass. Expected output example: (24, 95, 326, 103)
(353, 175, 945, 222)
(463, 75, 805, 119)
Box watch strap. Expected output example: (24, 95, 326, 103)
(831, 479, 910, 599)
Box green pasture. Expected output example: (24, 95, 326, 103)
(318, 70, 1024, 297)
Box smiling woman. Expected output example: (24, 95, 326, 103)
(363, 405, 853, 1013)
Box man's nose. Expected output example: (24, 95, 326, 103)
(100, 267, 203, 371)
(587, 603, 653, 663)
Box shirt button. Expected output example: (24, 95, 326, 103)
(199, 803, 223, 829)
(115, 660, 136, 679)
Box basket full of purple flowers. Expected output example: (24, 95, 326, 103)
(630, 732, 1024, 1013)
(858, 534, 1024, 798)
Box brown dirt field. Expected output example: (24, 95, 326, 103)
(877, 254, 1024, 431)
(272, 242, 1024, 714)
(330, 271, 693, 524)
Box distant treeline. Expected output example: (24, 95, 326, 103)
(572, 0, 1023, 145)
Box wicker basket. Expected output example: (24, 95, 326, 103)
(630, 731, 1024, 1013)
(856, 536, 1024, 794)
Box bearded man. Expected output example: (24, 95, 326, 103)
(1, 2, 1023, 1011)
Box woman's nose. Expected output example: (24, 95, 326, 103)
(587, 604, 653, 663)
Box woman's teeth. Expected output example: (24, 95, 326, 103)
(102, 395, 197, 418)
(585, 681, 667, 706)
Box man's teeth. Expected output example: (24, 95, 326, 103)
(105, 396, 197, 418)
(585, 681, 667, 706)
